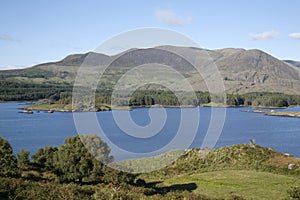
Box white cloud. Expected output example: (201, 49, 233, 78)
(289, 33, 300, 39)
(0, 34, 15, 41)
(249, 31, 280, 40)
(155, 9, 192, 26)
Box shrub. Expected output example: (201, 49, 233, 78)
(0, 137, 19, 177)
(287, 186, 300, 199)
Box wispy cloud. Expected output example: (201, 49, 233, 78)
(0, 34, 15, 41)
(289, 33, 300, 39)
(249, 31, 280, 40)
(155, 9, 192, 26)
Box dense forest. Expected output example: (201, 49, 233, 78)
(1, 80, 300, 108)
(0, 80, 72, 102)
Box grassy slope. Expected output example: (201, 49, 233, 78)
(162, 170, 300, 199)
(116, 150, 185, 173)
(1, 143, 300, 199)
(133, 144, 300, 199)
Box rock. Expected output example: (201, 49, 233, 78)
(288, 163, 295, 170)
(249, 139, 256, 148)
(284, 153, 291, 157)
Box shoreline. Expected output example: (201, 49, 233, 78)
(242, 109, 300, 118)
(2, 101, 298, 117)
(24, 103, 198, 113)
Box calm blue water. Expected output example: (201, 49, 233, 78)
(0, 102, 299, 161)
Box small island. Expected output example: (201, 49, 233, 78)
(243, 109, 300, 118)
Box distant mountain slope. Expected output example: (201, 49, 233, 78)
(283, 60, 300, 68)
(210, 48, 300, 94)
(1, 46, 300, 95)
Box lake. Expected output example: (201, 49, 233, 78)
(0, 102, 299, 161)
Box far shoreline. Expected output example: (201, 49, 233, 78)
(5, 101, 296, 118)
(1, 101, 299, 117)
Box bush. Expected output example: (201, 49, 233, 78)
(135, 178, 146, 186)
(53, 135, 112, 183)
(32, 146, 58, 170)
(230, 193, 246, 200)
(287, 186, 300, 199)
(0, 137, 19, 177)
(17, 149, 30, 170)
(0, 177, 93, 200)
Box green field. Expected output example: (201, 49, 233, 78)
(158, 170, 300, 199)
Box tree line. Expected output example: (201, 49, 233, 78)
(1, 79, 300, 108)
(0, 80, 73, 102)
(97, 90, 300, 108)
(0, 135, 135, 184)
(0, 135, 142, 199)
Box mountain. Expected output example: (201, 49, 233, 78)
(283, 60, 300, 68)
(154, 46, 300, 94)
(211, 48, 300, 94)
(1, 46, 300, 95)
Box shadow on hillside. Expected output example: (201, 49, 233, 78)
(145, 181, 197, 195)
(145, 181, 163, 188)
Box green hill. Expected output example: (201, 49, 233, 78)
(2, 46, 300, 110)
(137, 144, 300, 199)
(113, 143, 300, 199)
(119, 144, 300, 176)
(1, 134, 300, 199)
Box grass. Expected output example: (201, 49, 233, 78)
(25, 103, 73, 112)
(123, 144, 300, 178)
(2, 141, 300, 199)
(245, 109, 300, 118)
(26, 103, 114, 112)
(160, 170, 300, 199)
(202, 102, 230, 107)
(116, 150, 185, 173)
(269, 153, 300, 167)
(267, 111, 300, 117)
(135, 144, 300, 199)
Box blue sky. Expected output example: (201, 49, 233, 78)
(1, 0, 300, 70)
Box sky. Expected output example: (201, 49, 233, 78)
(1, 0, 300, 70)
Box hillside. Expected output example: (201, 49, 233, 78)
(136, 144, 300, 199)
(1, 46, 300, 95)
(1, 46, 300, 108)
(1, 134, 300, 200)
(120, 143, 300, 175)
(284, 60, 300, 68)
(30, 47, 300, 95)
(212, 48, 300, 94)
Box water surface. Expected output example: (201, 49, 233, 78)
(0, 102, 299, 160)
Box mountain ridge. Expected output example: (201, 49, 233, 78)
(1, 46, 300, 95)
(283, 60, 300, 68)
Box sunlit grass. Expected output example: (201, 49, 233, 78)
(161, 170, 300, 199)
